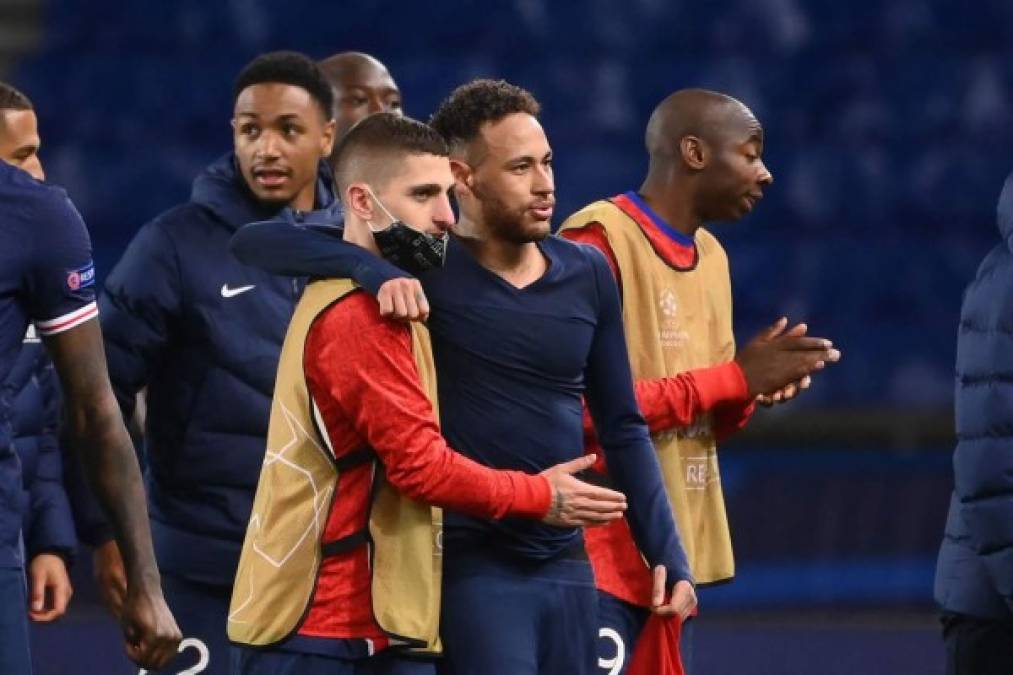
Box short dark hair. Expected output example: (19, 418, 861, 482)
(0, 82, 32, 112)
(332, 112, 448, 194)
(429, 79, 540, 150)
(233, 51, 333, 119)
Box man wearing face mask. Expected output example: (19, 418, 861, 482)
(228, 112, 627, 675)
(231, 79, 703, 675)
(80, 52, 412, 675)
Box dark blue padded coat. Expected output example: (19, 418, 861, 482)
(935, 172, 1013, 619)
(3, 332, 76, 564)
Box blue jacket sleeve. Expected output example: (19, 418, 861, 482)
(66, 220, 180, 547)
(581, 247, 693, 586)
(230, 221, 408, 294)
(100, 221, 182, 419)
(25, 354, 77, 562)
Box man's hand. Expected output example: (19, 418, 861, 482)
(377, 278, 429, 322)
(736, 317, 840, 399)
(93, 539, 128, 618)
(121, 579, 182, 670)
(539, 454, 627, 527)
(651, 565, 697, 620)
(28, 553, 73, 622)
(755, 321, 812, 406)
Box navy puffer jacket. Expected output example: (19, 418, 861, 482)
(935, 172, 1013, 619)
(3, 331, 76, 563)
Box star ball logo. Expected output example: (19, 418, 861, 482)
(659, 288, 678, 318)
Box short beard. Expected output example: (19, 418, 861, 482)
(473, 183, 550, 245)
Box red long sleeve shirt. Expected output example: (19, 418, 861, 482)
(560, 223, 754, 445)
(297, 290, 551, 642)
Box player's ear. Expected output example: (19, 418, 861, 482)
(449, 159, 474, 199)
(680, 135, 707, 171)
(320, 118, 337, 158)
(344, 183, 375, 221)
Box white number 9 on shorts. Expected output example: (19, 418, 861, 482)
(598, 626, 626, 675)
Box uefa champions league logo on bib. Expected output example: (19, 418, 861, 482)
(659, 288, 678, 318)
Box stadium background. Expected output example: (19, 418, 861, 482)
(4, 0, 1012, 673)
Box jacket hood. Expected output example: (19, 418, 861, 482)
(190, 152, 337, 231)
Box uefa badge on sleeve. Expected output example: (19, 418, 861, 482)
(66, 261, 96, 292)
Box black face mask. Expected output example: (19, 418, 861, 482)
(367, 189, 449, 276)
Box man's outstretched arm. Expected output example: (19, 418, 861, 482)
(44, 320, 180, 668)
(232, 221, 429, 320)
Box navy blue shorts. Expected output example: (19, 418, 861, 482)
(596, 591, 695, 675)
(438, 542, 598, 675)
(230, 647, 435, 675)
(0, 566, 31, 674)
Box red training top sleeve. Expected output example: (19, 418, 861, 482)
(305, 292, 551, 520)
(561, 222, 622, 292)
(563, 223, 753, 444)
(712, 398, 755, 443)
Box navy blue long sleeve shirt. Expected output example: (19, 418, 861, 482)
(231, 223, 692, 583)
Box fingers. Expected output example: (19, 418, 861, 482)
(100, 572, 127, 618)
(671, 582, 698, 620)
(416, 287, 431, 322)
(123, 614, 181, 670)
(550, 453, 597, 475)
(377, 279, 429, 322)
(653, 580, 698, 620)
(755, 316, 788, 341)
(377, 286, 394, 317)
(572, 481, 627, 507)
(780, 335, 834, 351)
(52, 576, 72, 617)
(126, 637, 174, 672)
(392, 287, 408, 319)
(784, 322, 808, 337)
(651, 565, 666, 608)
(29, 577, 73, 622)
(29, 565, 45, 614)
(569, 492, 628, 513)
(555, 509, 625, 527)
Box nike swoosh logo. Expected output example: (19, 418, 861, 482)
(221, 284, 256, 298)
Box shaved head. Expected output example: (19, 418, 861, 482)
(639, 88, 773, 228)
(319, 51, 401, 144)
(319, 51, 391, 84)
(645, 89, 761, 163)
